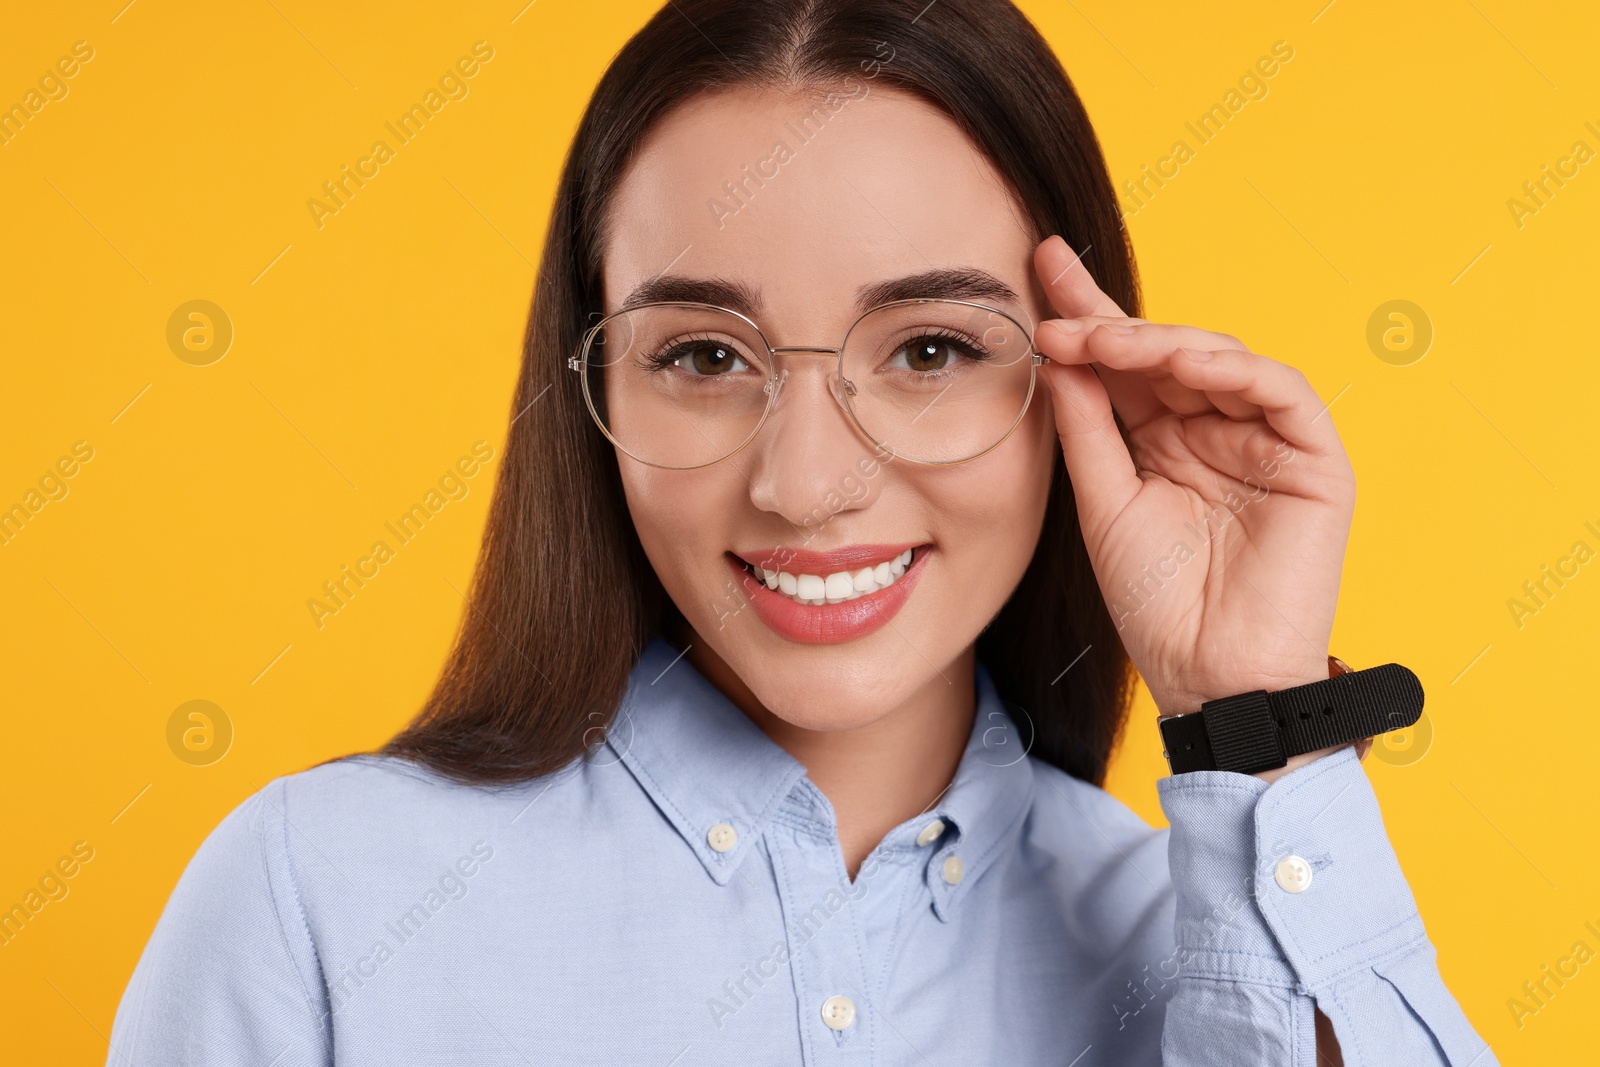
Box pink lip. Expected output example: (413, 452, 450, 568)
(725, 546, 929, 645)
(732, 543, 924, 574)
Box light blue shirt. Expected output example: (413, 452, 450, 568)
(111, 636, 1496, 1065)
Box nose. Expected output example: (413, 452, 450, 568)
(741, 355, 880, 527)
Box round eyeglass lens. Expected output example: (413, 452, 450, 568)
(840, 300, 1037, 463)
(583, 303, 774, 469)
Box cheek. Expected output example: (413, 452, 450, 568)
(919, 408, 1056, 595)
(617, 463, 744, 600)
(990, 392, 1058, 520)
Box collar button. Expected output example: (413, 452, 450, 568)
(941, 854, 965, 885)
(707, 822, 738, 853)
(915, 819, 946, 847)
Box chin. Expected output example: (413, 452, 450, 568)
(740, 655, 914, 732)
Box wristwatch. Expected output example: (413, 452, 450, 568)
(1158, 655, 1425, 775)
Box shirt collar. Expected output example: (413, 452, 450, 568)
(610, 636, 1035, 918)
(609, 638, 808, 887)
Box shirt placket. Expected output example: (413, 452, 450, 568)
(765, 782, 885, 1066)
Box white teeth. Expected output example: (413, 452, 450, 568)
(746, 548, 920, 606)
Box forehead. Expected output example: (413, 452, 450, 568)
(602, 85, 1041, 334)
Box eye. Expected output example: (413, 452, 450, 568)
(648, 339, 752, 377)
(887, 332, 984, 373)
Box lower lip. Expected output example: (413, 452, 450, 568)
(726, 548, 929, 645)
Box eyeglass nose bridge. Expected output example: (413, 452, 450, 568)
(762, 346, 857, 407)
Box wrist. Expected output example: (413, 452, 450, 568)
(1153, 658, 1335, 720)
(1249, 742, 1348, 783)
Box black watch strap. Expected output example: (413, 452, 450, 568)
(1159, 663, 1424, 775)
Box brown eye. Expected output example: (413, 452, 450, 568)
(654, 342, 750, 376)
(891, 335, 975, 373)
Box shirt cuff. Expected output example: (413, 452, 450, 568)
(1156, 745, 1428, 993)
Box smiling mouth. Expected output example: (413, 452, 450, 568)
(735, 547, 919, 606)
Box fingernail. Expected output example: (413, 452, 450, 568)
(1184, 347, 1213, 361)
(1044, 319, 1082, 335)
(1101, 323, 1136, 335)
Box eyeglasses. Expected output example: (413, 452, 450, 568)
(567, 298, 1050, 470)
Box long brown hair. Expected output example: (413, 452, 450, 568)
(382, 0, 1141, 786)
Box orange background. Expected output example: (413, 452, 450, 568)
(2, 1, 1595, 1060)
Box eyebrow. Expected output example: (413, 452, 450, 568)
(618, 267, 1021, 316)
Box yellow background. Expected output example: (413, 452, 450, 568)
(2, 1, 1595, 1060)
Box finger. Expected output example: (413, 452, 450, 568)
(1049, 321, 1276, 426)
(1105, 369, 1262, 422)
(1070, 360, 1264, 423)
(1065, 318, 1250, 366)
(1166, 348, 1344, 454)
(1205, 390, 1265, 421)
(1033, 236, 1127, 320)
(1037, 319, 1187, 428)
(1036, 317, 1272, 428)
(1038, 360, 1142, 538)
(1146, 375, 1222, 417)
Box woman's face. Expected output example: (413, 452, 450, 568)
(603, 84, 1057, 731)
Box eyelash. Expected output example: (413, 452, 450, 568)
(890, 328, 994, 369)
(642, 333, 737, 373)
(640, 327, 996, 374)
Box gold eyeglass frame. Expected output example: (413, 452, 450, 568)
(565, 297, 1052, 471)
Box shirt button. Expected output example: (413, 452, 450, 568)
(941, 854, 964, 885)
(707, 822, 738, 853)
(820, 994, 856, 1030)
(915, 819, 945, 847)
(1274, 854, 1313, 893)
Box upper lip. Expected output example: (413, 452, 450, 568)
(732, 543, 925, 574)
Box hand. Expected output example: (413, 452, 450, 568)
(1030, 235, 1356, 719)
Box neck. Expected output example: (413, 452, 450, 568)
(677, 624, 976, 881)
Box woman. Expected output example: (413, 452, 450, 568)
(111, 1, 1495, 1063)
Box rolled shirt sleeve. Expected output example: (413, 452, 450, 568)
(1156, 745, 1497, 1066)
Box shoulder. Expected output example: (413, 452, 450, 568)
(251, 752, 595, 866)
(133, 752, 590, 944)
(266, 752, 567, 834)
(174, 753, 592, 912)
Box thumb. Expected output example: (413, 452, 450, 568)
(1033, 235, 1128, 320)
(1038, 348, 1141, 539)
